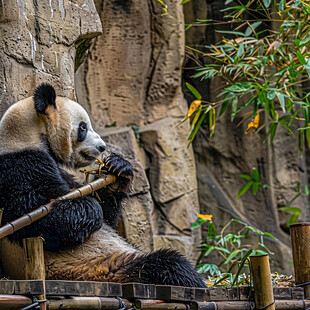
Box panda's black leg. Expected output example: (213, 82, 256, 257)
(119, 249, 206, 288)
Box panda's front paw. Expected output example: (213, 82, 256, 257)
(104, 153, 133, 178)
(103, 153, 133, 193)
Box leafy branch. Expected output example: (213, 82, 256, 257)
(183, 0, 310, 155)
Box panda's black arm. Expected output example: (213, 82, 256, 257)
(58, 153, 133, 229)
(93, 153, 133, 228)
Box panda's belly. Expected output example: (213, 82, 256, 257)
(44, 223, 141, 281)
(0, 224, 141, 282)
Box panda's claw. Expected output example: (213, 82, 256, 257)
(103, 153, 133, 180)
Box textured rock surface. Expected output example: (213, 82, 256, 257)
(100, 127, 154, 252)
(75, 0, 187, 127)
(0, 0, 101, 118)
(76, 0, 201, 259)
(140, 118, 200, 260)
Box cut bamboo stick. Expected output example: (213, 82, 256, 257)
(290, 222, 310, 298)
(0, 294, 32, 310)
(0, 174, 116, 240)
(250, 254, 275, 310)
(23, 237, 46, 310)
(134, 299, 188, 309)
(48, 297, 132, 310)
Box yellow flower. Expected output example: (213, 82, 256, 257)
(197, 214, 213, 221)
(184, 100, 202, 120)
(245, 113, 260, 134)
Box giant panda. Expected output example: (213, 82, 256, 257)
(0, 83, 205, 288)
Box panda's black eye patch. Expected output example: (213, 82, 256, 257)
(78, 121, 88, 142)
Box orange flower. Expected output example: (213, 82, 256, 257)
(197, 214, 213, 221)
(245, 113, 260, 134)
(184, 100, 201, 120)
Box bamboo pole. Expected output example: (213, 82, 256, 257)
(48, 297, 132, 310)
(0, 174, 116, 240)
(290, 222, 310, 298)
(134, 299, 188, 309)
(23, 237, 46, 310)
(0, 294, 32, 310)
(250, 254, 275, 310)
(191, 300, 310, 310)
(190, 301, 217, 310)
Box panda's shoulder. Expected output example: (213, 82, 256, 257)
(0, 148, 59, 178)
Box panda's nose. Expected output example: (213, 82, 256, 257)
(97, 142, 106, 153)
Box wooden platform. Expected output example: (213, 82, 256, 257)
(0, 279, 305, 300)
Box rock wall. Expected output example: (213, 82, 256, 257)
(0, 0, 101, 114)
(75, 0, 201, 259)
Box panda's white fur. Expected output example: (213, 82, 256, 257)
(0, 96, 105, 167)
(0, 84, 205, 287)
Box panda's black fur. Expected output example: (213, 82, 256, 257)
(0, 83, 206, 288)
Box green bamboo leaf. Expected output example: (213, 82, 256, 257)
(214, 246, 231, 254)
(252, 182, 261, 195)
(263, 0, 271, 7)
(208, 221, 217, 239)
(263, 232, 277, 240)
(187, 109, 208, 147)
(236, 181, 253, 199)
(278, 207, 301, 213)
(189, 107, 202, 132)
(215, 30, 246, 37)
(251, 168, 259, 182)
(224, 249, 241, 264)
(279, 120, 294, 135)
(266, 123, 278, 146)
(232, 219, 247, 226)
(204, 246, 215, 257)
(267, 90, 276, 100)
(300, 33, 310, 47)
(299, 130, 304, 157)
(214, 274, 231, 286)
(305, 185, 309, 196)
(306, 128, 310, 149)
(185, 24, 193, 31)
(225, 82, 253, 93)
(297, 51, 307, 65)
(219, 96, 232, 117)
(186, 82, 202, 100)
(276, 92, 286, 112)
(287, 213, 300, 227)
(258, 242, 274, 255)
(304, 59, 310, 77)
(180, 0, 191, 4)
(209, 107, 216, 138)
(245, 21, 262, 36)
(240, 174, 252, 181)
(232, 249, 253, 286)
(236, 43, 244, 58)
(191, 218, 207, 229)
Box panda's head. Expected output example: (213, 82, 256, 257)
(0, 83, 106, 168)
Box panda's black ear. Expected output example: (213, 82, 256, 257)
(33, 83, 57, 114)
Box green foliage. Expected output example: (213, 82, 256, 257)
(192, 217, 276, 286)
(237, 168, 264, 198)
(278, 182, 310, 226)
(184, 0, 310, 153)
